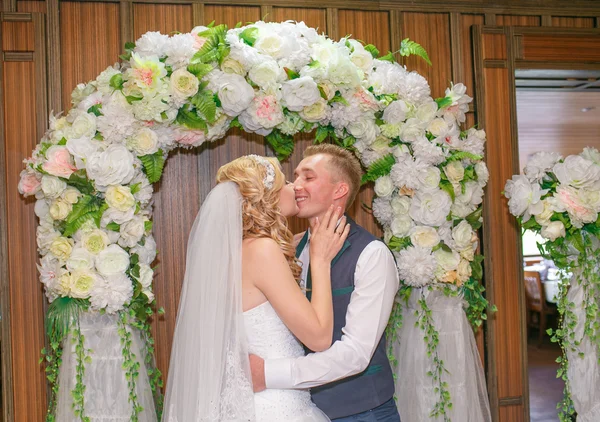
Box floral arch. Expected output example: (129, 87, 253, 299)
(19, 21, 490, 421)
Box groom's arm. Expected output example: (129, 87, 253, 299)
(263, 241, 399, 389)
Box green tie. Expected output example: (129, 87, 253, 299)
(295, 231, 312, 301)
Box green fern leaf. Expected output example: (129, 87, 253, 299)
(176, 107, 208, 130)
(439, 180, 455, 201)
(361, 153, 395, 185)
(140, 150, 166, 184)
(399, 38, 432, 65)
(45, 297, 87, 344)
(65, 172, 95, 195)
(187, 63, 214, 79)
(65, 195, 102, 226)
(364, 44, 380, 58)
(191, 90, 217, 123)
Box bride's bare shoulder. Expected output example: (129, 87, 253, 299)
(243, 237, 283, 258)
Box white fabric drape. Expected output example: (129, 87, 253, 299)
(391, 288, 491, 422)
(162, 181, 256, 422)
(566, 270, 600, 422)
(56, 311, 157, 421)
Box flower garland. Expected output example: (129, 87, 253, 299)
(504, 148, 600, 420)
(19, 20, 490, 420)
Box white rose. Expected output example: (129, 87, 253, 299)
(460, 245, 476, 261)
(327, 54, 361, 87)
(409, 189, 452, 226)
(553, 155, 600, 190)
(217, 73, 255, 116)
(347, 119, 379, 144)
(452, 220, 474, 250)
(299, 98, 328, 122)
(281, 77, 321, 112)
(221, 57, 246, 76)
(67, 110, 97, 139)
(127, 128, 159, 156)
(382, 100, 409, 125)
(82, 229, 110, 254)
(86, 144, 135, 191)
(255, 32, 286, 58)
(101, 207, 135, 226)
(581, 147, 600, 166)
(391, 195, 411, 215)
(534, 199, 555, 226)
(66, 136, 101, 170)
(248, 60, 283, 89)
(41, 175, 67, 199)
(69, 269, 98, 299)
(419, 166, 441, 191)
(399, 118, 424, 143)
(62, 187, 81, 204)
(105, 185, 135, 212)
(138, 263, 153, 288)
(410, 226, 440, 248)
(374, 176, 395, 197)
(66, 247, 95, 272)
(118, 217, 145, 248)
(427, 118, 450, 137)
(541, 221, 566, 241)
(350, 49, 374, 73)
(170, 68, 200, 100)
(391, 214, 414, 238)
(95, 244, 130, 277)
(49, 199, 72, 221)
(444, 161, 465, 183)
(524, 151, 562, 183)
(35, 199, 50, 219)
(37, 221, 61, 254)
(434, 249, 461, 271)
(415, 100, 438, 123)
(50, 237, 73, 261)
(504, 175, 547, 221)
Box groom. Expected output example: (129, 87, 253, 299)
(250, 144, 401, 421)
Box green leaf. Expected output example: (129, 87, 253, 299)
(191, 90, 217, 123)
(435, 96, 453, 109)
(388, 236, 412, 251)
(87, 104, 103, 117)
(186, 63, 214, 79)
(399, 38, 432, 65)
(130, 183, 141, 195)
(144, 220, 153, 233)
(361, 153, 395, 185)
(329, 94, 349, 106)
(284, 67, 300, 80)
(364, 44, 380, 58)
(315, 126, 330, 143)
(439, 180, 455, 201)
(57, 137, 67, 146)
(125, 95, 143, 104)
(265, 130, 295, 161)
(466, 206, 483, 230)
(139, 150, 166, 184)
(379, 52, 395, 63)
(109, 74, 124, 90)
(190, 24, 229, 65)
(63, 195, 106, 237)
(444, 151, 483, 163)
(45, 297, 86, 345)
(106, 222, 121, 232)
(239, 27, 259, 46)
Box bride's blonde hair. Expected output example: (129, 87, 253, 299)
(216, 155, 301, 282)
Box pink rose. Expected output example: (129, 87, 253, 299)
(42, 146, 76, 178)
(174, 128, 206, 146)
(18, 170, 41, 196)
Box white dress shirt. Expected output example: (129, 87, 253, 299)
(265, 233, 399, 389)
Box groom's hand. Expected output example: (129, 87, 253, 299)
(249, 354, 266, 392)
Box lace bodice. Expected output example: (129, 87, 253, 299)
(244, 302, 329, 422)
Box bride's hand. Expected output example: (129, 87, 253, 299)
(309, 205, 350, 264)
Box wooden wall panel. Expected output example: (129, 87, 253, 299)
(1, 21, 33, 51)
(521, 33, 600, 62)
(460, 14, 485, 101)
(497, 15, 541, 27)
(272, 7, 327, 34)
(499, 404, 525, 422)
(338, 10, 390, 52)
(401, 12, 452, 98)
(132, 3, 193, 37)
(16, 1, 45, 14)
(202, 5, 261, 28)
(60, 2, 121, 112)
(3, 60, 46, 422)
(551, 16, 595, 28)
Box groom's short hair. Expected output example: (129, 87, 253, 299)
(304, 144, 362, 208)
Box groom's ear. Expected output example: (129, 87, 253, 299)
(333, 182, 350, 201)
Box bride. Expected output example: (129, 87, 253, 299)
(162, 155, 349, 422)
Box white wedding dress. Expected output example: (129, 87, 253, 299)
(244, 301, 330, 421)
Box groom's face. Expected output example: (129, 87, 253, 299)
(293, 154, 337, 220)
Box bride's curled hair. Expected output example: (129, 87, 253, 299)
(216, 156, 301, 282)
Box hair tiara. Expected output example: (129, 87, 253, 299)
(247, 155, 275, 189)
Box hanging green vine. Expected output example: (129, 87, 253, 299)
(117, 312, 144, 421)
(72, 318, 92, 422)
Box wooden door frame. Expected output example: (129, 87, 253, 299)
(473, 26, 600, 422)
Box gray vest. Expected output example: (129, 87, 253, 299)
(296, 218, 396, 419)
